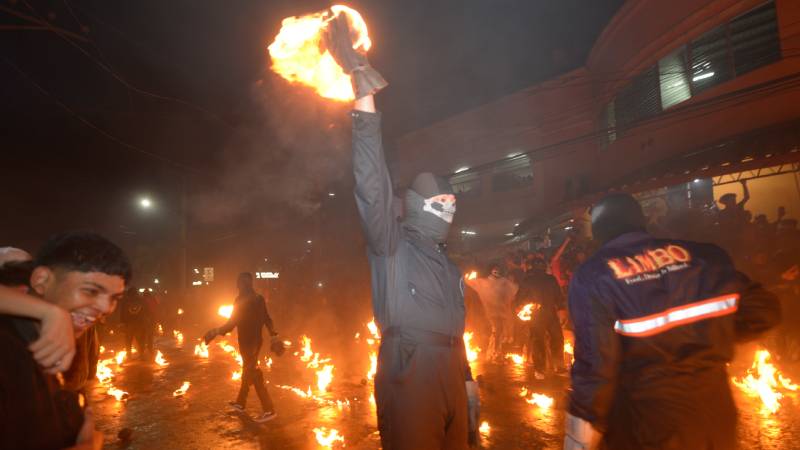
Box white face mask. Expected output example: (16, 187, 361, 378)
(423, 194, 456, 224)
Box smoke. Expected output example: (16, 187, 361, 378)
(191, 76, 352, 225)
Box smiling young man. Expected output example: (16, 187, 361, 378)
(0, 232, 131, 450)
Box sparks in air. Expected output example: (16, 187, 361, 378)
(268, 5, 372, 101)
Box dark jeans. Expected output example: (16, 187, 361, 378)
(125, 324, 146, 355)
(529, 308, 564, 372)
(375, 333, 468, 450)
(236, 344, 274, 413)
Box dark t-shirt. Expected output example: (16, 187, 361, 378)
(0, 315, 84, 450)
(219, 292, 274, 350)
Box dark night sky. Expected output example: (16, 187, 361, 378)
(0, 0, 622, 273)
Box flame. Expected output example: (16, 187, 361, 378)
(115, 350, 127, 366)
(564, 340, 575, 366)
(173, 330, 184, 345)
(158, 324, 164, 335)
(194, 342, 209, 359)
(505, 353, 525, 366)
(732, 349, 798, 414)
(265, 357, 273, 370)
(479, 420, 491, 436)
(177, 308, 184, 315)
(155, 350, 169, 367)
(313, 427, 345, 448)
(466, 271, 478, 281)
(232, 369, 243, 381)
(268, 6, 372, 101)
(218, 304, 233, 319)
(173, 381, 191, 397)
(107, 386, 129, 402)
(464, 331, 481, 364)
(300, 335, 314, 362)
(99, 345, 106, 353)
(519, 387, 529, 397)
(366, 319, 381, 340)
(367, 351, 378, 381)
(517, 303, 539, 322)
(316, 364, 335, 392)
(525, 392, 554, 410)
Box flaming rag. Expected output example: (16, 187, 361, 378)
(566, 194, 780, 450)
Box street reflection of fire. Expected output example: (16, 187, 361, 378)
(217, 304, 233, 319)
(733, 349, 798, 414)
(505, 353, 525, 366)
(173, 381, 191, 397)
(313, 427, 345, 448)
(517, 303, 536, 321)
(194, 341, 209, 359)
(155, 350, 169, 367)
(268, 5, 372, 102)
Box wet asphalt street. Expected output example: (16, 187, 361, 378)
(90, 329, 800, 450)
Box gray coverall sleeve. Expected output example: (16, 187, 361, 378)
(567, 270, 621, 432)
(352, 110, 400, 256)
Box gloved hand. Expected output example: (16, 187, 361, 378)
(203, 328, 218, 345)
(270, 335, 286, 356)
(564, 413, 602, 450)
(323, 11, 387, 99)
(466, 380, 480, 446)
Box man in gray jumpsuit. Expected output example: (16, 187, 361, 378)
(324, 12, 478, 450)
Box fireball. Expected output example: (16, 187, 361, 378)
(268, 5, 372, 101)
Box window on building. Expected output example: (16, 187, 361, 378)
(658, 47, 692, 109)
(689, 25, 734, 94)
(601, 100, 617, 147)
(614, 66, 661, 132)
(730, 1, 780, 76)
(491, 155, 533, 192)
(449, 171, 482, 199)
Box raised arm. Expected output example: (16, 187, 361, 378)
(352, 95, 401, 256)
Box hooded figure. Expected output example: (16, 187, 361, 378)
(346, 87, 477, 448)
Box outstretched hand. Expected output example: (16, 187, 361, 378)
(203, 328, 218, 345)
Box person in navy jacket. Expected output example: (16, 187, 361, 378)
(565, 193, 780, 450)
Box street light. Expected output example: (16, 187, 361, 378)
(139, 197, 152, 209)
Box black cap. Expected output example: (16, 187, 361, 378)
(590, 193, 646, 244)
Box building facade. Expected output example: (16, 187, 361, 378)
(391, 0, 800, 253)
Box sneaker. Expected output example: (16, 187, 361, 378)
(228, 402, 245, 412)
(252, 411, 277, 423)
(533, 371, 546, 380)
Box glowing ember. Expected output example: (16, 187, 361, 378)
(525, 392, 554, 410)
(194, 342, 209, 359)
(517, 303, 539, 322)
(268, 5, 372, 101)
(316, 364, 335, 392)
(173, 330, 184, 345)
(217, 304, 233, 319)
(313, 427, 345, 448)
(479, 420, 491, 436)
(173, 381, 191, 397)
(505, 353, 525, 366)
(464, 331, 481, 363)
(107, 386, 129, 402)
(732, 349, 798, 414)
(155, 350, 169, 367)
